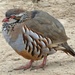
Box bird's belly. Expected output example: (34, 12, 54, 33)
(15, 50, 42, 60)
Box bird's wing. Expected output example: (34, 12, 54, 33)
(24, 10, 69, 44)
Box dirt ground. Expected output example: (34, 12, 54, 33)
(0, 0, 75, 75)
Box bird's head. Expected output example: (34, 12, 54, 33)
(2, 8, 29, 23)
(2, 9, 30, 32)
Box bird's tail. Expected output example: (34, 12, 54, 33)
(61, 42, 75, 56)
(48, 42, 75, 56)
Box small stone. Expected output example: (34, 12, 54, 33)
(11, 58, 21, 61)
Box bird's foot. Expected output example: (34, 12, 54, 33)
(31, 63, 46, 70)
(14, 60, 34, 70)
(31, 56, 47, 70)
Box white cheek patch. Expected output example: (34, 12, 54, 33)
(8, 19, 17, 24)
(17, 13, 23, 16)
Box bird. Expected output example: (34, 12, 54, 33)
(2, 8, 75, 70)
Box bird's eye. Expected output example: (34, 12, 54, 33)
(10, 15, 16, 19)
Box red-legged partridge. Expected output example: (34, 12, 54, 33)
(2, 9, 75, 70)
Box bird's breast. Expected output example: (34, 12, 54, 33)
(2, 30, 25, 52)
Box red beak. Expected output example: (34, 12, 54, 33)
(2, 18, 9, 22)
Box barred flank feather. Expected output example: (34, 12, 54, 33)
(22, 25, 56, 58)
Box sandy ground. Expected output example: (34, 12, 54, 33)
(0, 0, 75, 75)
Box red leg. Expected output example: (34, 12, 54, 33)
(31, 56, 47, 70)
(14, 60, 34, 70)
